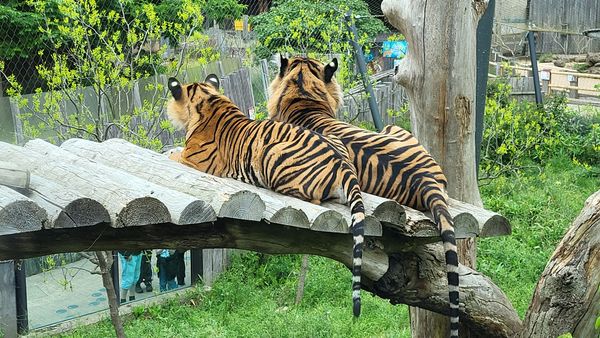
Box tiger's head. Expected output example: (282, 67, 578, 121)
(268, 56, 343, 120)
(166, 74, 224, 133)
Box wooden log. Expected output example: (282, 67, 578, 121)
(0, 218, 518, 334)
(521, 189, 600, 337)
(20, 175, 110, 228)
(61, 138, 391, 236)
(0, 161, 30, 189)
(448, 198, 511, 237)
(24, 139, 215, 226)
(0, 185, 46, 235)
(0, 141, 171, 227)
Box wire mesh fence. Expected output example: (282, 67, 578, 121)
(0, 0, 410, 148)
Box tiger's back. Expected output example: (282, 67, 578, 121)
(167, 74, 367, 317)
(269, 57, 461, 337)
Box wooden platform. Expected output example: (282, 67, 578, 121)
(0, 138, 510, 258)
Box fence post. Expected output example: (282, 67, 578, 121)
(344, 11, 383, 132)
(527, 31, 543, 105)
(14, 260, 27, 335)
(540, 69, 551, 95)
(567, 74, 578, 99)
(9, 99, 24, 145)
(0, 260, 17, 338)
(260, 59, 270, 101)
(190, 249, 203, 284)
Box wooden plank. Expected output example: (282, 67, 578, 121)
(21, 175, 110, 228)
(24, 139, 214, 226)
(61, 138, 391, 236)
(0, 141, 171, 227)
(0, 161, 30, 189)
(0, 185, 46, 235)
(62, 138, 265, 223)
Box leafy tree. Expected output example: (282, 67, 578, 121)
(1, 0, 217, 149)
(250, 0, 387, 60)
(204, 0, 247, 25)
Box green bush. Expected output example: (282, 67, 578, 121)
(481, 78, 600, 178)
(250, 0, 387, 60)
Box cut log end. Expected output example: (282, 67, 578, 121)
(364, 215, 383, 236)
(218, 190, 265, 221)
(54, 198, 111, 228)
(453, 212, 479, 238)
(179, 200, 217, 225)
(372, 200, 406, 227)
(117, 197, 171, 227)
(270, 207, 310, 228)
(480, 215, 511, 237)
(311, 210, 347, 233)
(0, 200, 46, 235)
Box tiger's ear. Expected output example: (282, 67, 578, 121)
(279, 54, 289, 78)
(205, 74, 220, 90)
(168, 77, 182, 100)
(324, 58, 338, 83)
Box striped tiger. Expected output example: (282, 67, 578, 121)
(166, 74, 366, 317)
(268, 56, 460, 337)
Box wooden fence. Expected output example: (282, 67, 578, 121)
(529, 0, 600, 54)
(490, 60, 600, 105)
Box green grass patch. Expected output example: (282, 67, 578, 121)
(478, 157, 598, 317)
(58, 254, 410, 338)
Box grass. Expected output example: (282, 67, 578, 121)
(56, 156, 598, 337)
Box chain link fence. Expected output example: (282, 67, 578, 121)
(0, 0, 411, 147)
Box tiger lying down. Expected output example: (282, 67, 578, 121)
(166, 75, 366, 317)
(268, 56, 461, 337)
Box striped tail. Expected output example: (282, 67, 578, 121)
(427, 190, 460, 338)
(347, 178, 365, 318)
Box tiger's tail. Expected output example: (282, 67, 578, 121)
(346, 177, 365, 318)
(426, 187, 460, 338)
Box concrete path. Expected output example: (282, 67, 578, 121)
(27, 252, 191, 330)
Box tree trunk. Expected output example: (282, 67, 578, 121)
(382, 0, 489, 336)
(95, 251, 126, 338)
(521, 190, 600, 337)
(295, 254, 309, 305)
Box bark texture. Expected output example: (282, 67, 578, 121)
(95, 251, 125, 338)
(382, 0, 488, 336)
(521, 190, 600, 338)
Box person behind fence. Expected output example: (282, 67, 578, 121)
(156, 249, 178, 291)
(174, 249, 187, 286)
(118, 250, 142, 303)
(135, 250, 153, 293)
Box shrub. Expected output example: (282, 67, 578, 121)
(480, 78, 600, 178)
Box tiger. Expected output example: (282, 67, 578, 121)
(166, 74, 366, 317)
(268, 56, 460, 337)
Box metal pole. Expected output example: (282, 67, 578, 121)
(527, 31, 543, 105)
(14, 260, 28, 334)
(475, 0, 496, 172)
(344, 11, 383, 132)
(190, 249, 203, 284)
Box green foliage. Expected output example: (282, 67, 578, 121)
(388, 102, 411, 131)
(203, 0, 246, 24)
(1, 0, 217, 149)
(573, 63, 590, 73)
(250, 0, 387, 60)
(479, 157, 599, 317)
(0, 1, 62, 59)
(538, 53, 554, 63)
(481, 78, 600, 178)
(58, 253, 411, 337)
